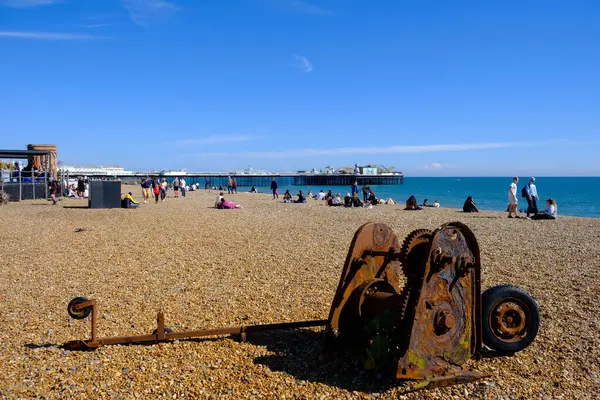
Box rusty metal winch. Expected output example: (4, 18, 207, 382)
(64, 222, 540, 390)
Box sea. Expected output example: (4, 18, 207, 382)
(246, 177, 599, 218)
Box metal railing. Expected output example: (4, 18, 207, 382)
(0, 169, 50, 202)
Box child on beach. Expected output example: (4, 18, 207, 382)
(215, 192, 224, 207)
(219, 197, 241, 209)
(153, 184, 160, 203)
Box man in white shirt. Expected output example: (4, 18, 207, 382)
(508, 176, 519, 218)
(316, 190, 326, 201)
(525, 177, 539, 218)
(180, 178, 187, 198)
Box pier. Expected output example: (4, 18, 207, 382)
(102, 172, 404, 187)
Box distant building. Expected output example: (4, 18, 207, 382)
(360, 166, 378, 175)
(59, 164, 134, 177)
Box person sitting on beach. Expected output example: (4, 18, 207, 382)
(283, 189, 293, 203)
(530, 198, 558, 220)
(367, 190, 378, 205)
(219, 197, 241, 209)
(122, 192, 140, 208)
(463, 196, 479, 213)
(307, 190, 314, 199)
(328, 193, 343, 207)
(316, 190, 327, 201)
(344, 193, 352, 207)
(351, 193, 363, 208)
(250, 185, 258, 193)
(433, 200, 440, 208)
(422, 199, 430, 207)
(324, 190, 333, 202)
(67, 184, 79, 198)
(385, 198, 397, 205)
(215, 192, 224, 208)
(294, 190, 307, 203)
(405, 195, 422, 210)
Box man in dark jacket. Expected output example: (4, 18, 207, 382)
(270, 177, 278, 199)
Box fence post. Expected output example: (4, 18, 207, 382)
(18, 169, 22, 201)
(32, 170, 35, 200)
(44, 155, 49, 200)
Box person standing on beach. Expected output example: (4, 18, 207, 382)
(270, 177, 278, 199)
(173, 177, 180, 198)
(525, 177, 539, 218)
(180, 177, 186, 198)
(232, 178, 238, 194)
(227, 176, 233, 194)
(352, 181, 359, 197)
(141, 175, 151, 204)
(49, 180, 61, 205)
(362, 185, 370, 202)
(160, 178, 168, 202)
(508, 177, 520, 218)
(153, 183, 160, 203)
(77, 177, 85, 198)
(205, 177, 211, 193)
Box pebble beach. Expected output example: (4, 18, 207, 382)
(0, 189, 599, 399)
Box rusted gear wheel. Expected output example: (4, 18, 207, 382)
(396, 229, 433, 322)
(399, 229, 433, 267)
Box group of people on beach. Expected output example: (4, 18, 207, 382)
(124, 176, 192, 208)
(269, 179, 398, 208)
(124, 175, 558, 219)
(508, 177, 557, 219)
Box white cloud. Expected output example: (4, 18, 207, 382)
(121, 0, 178, 27)
(77, 24, 110, 29)
(422, 162, 446, 170)
(293, 55, 313, 73)
(174, 135, 265, 146)
(0, 31, 106, 40)
(195, 141, 540, 159)
(0, 0, 58, 7)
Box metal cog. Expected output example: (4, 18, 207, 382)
(396, 229, 433, 322)
(399, 229, 433, 265)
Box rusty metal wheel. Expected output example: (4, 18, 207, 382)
(482, 285, 540, 353)
(67, 297, 92, 320)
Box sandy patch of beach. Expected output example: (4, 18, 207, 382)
(0, 188, 599, 399)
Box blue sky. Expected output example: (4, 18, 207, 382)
(0, 0, 599, 176)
